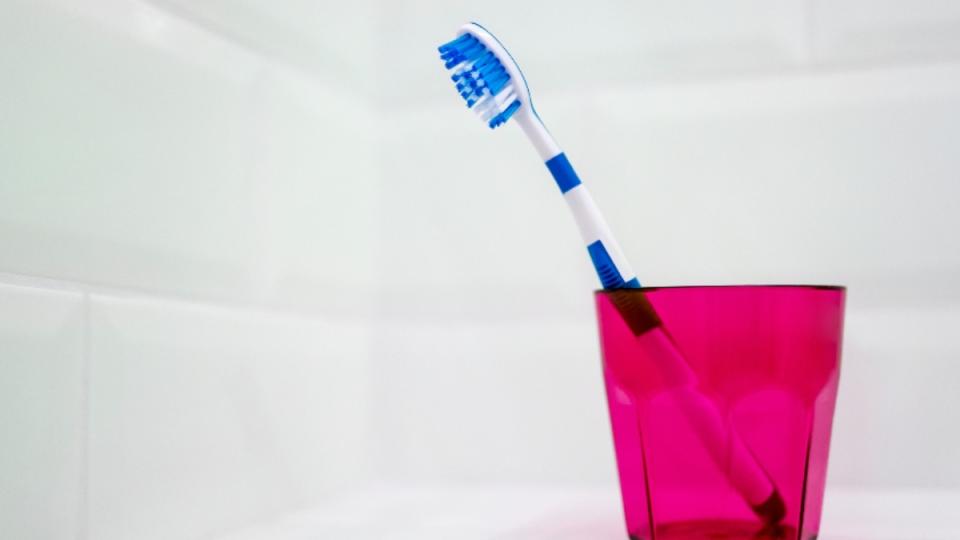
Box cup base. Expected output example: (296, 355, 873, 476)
(629, 519, 810, 540)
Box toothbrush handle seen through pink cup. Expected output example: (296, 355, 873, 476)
(596, 285, 845, 540)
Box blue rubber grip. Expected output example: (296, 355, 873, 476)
(588, 240, 632, 289)
(545, 153, 581, 194)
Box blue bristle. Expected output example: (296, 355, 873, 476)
(473, 52, 495, 69)
(461, 42, 485, 60)
(502, 99, 521, 118)
(476, 66, 501, 83)
(484, 66, 505, 80)
(486, 75, 508, 95)
(488, 99, 521, 129)
(438, 31, 520, 127)
(476, 58, 500, 73)
(438, 34, 471, 52)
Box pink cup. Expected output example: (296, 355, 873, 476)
(595, 285, 845, 540)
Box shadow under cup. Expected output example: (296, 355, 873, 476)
(595, 285, 845, 540)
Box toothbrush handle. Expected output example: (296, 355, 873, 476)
(556, 168, 640, 289)
(517, 113, 639, 289)
(546, 152, 639, 289)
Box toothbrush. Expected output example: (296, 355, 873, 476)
(438, 22, 786, 524)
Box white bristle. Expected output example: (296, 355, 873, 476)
(474, 95, 496, 114)
(479, 105, 499, 122)
(476, 97, 498, 120)
(494, 88, 516, 108)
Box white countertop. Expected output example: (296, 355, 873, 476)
(218, 485, 960, 540)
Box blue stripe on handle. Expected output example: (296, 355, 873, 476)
(545, 153, 581, 194)
(587, 240, 627, 289)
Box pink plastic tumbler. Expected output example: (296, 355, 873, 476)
(596, 285, 845, 540)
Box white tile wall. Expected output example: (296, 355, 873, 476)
(377, 61, 960, 321)
(0, 280, 84, 539)
(830, 305, 960, 489)
(369, 321, 616, 485)
(0, 0, 264, 301)
(1, 2, 379, 537)
(580, 62, 960, 297)
(377, 0, 810, 105)
(375, 105, 595, 322)
(245, 66, 379, 316)
(0, 0, 378, 317)
(153, 0, 380, 95)
(812, 0, 960, 64)
(87, 293, 371, 540)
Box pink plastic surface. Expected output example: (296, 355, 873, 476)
(596, 285, 845, 540)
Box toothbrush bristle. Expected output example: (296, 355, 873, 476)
(438, 32, 522, 130)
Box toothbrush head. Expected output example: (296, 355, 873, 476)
(438, 22, 533, 129)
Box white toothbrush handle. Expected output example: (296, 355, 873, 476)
(516, 109, 561, 160)
(516, 112, 639, 289)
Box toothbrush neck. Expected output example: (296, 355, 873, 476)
(516, 111, 561, 161)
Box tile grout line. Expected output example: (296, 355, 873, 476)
(77, 289, 92, 540)
(0, 271, 371, 325)
(803, 0, 819, 65)
(140, 0, 376, 103)
(0, 272, 601, 327)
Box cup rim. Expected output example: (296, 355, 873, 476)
(595, 284, 845, 294)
